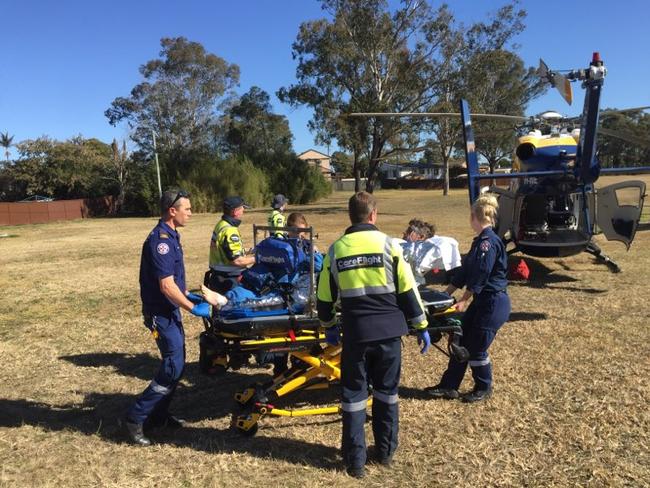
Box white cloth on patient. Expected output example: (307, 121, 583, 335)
(399, 236, 462, 283)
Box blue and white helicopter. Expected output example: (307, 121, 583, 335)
(350, 53, 650, 272)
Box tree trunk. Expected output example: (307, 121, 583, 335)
(365, 161, 377, 193)
(116, 187, 125, 214)
(442, 153, 450, 196)
(353, 149, 361, 193)
(489, 157, 497, 188)
(365, 134, 384, 194)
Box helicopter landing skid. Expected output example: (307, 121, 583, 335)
(585, 241, 621, 273)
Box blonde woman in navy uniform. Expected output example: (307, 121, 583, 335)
(427, 194, 510, 403)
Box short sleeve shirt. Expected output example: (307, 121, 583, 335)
(139, 220, 186, 315)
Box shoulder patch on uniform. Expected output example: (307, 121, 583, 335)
(230, 234, 240, 242)
(480, 240, 491, 252)
(159, 232, 169, 239)
(157, 243, 170, 255)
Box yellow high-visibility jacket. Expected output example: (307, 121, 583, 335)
(209, 215, 245, 274)
(267, 209, 286, 238)
(317, 223, 427, 343)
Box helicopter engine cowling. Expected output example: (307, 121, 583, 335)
(514, 134, 578, 171)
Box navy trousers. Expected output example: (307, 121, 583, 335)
(440, 291, 510, 391)
(341, 337, 401, 469)
(127, 310, 186, 425)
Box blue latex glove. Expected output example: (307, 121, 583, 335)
(325, 325, 340, 346)
(186, 292, 203, 304)
(417, 330, 431, 354)
(190, 302, 212, 318)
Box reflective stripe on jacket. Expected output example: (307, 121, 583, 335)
(209, 216, 245, 269)
(317, 223, 427, 343)
(268, 210, 286, 238)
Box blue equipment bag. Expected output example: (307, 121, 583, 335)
(241, 263, 275, 294)
(216, 237, 315, 320)
(255, 237, 306, 279)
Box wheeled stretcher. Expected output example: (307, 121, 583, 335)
(201, 288, 468, 436)
(198, 225, 468, 435)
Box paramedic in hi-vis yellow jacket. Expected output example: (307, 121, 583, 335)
(317, 191, 430, 479)
(208, 196, 255, 294)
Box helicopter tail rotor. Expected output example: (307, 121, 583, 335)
(538, 58, 573, 106)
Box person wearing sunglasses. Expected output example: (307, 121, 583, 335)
(124, 189, 212, 446)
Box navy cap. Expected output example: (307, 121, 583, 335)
(223, 195, 251, 211)
(271, 194, 288, 209)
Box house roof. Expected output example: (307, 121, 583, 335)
(297, 149, 330, 160)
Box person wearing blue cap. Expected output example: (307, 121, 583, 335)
(124, 189, 212, 446)
(208, 196, 256, 294)
(268, 194, 288, 238)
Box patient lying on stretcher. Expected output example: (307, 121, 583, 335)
(398, 218, 461, 284)
(202, 213, 323, 317)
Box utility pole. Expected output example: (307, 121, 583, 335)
(151, 130, 162, 198)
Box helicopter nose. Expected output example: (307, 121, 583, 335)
(516, 142, 536, 161)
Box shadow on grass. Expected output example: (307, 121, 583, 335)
(397, 385, 436, 401)
(0, 392, 339, 469)
(508, 257, 607, 294)
(60, 352, 161, 382)
(508, 312, 548, 322)
(42, 354, 344, 466)
(59, 353, 273, 390)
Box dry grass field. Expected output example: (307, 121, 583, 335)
(1, 178, 649, 487)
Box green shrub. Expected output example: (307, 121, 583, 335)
(263, 154, 332, 204)
(178, 156, 269, 213)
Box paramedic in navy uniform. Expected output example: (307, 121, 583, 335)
(427, 194, 510, 403)
(124, 189, 212, 446)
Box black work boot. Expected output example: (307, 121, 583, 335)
(125, 420, 151, 446)
(378, 453, 394, 467)
(146, 414, 187, 430)
(163, 415, 187, 428)
(346, 465, 365, 479)
(425, 384, 460, 400)
(462, 388, 492, 403)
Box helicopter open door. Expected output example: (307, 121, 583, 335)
(489, 187, 516, 240)
(596, 181, 646, 249)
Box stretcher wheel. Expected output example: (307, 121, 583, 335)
(232, 412, 260, 437)
(237, 423, 258, 437)
(199, 332, 228, 375)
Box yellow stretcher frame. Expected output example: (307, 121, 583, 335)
(229, 311, 464, 436)
(232, 339, 350, 435)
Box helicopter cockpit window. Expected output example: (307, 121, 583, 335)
(614, 187, 643, 208)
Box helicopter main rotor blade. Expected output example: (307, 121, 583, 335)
(538, 58, 573, 106)
(343, 112, 457, 118)
(345, 112, 528, 122)
(599, 127, 650, 148)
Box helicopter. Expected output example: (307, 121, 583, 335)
(348, 53, 650, 272)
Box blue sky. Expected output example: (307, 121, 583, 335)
(2, 0, 649, 159)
